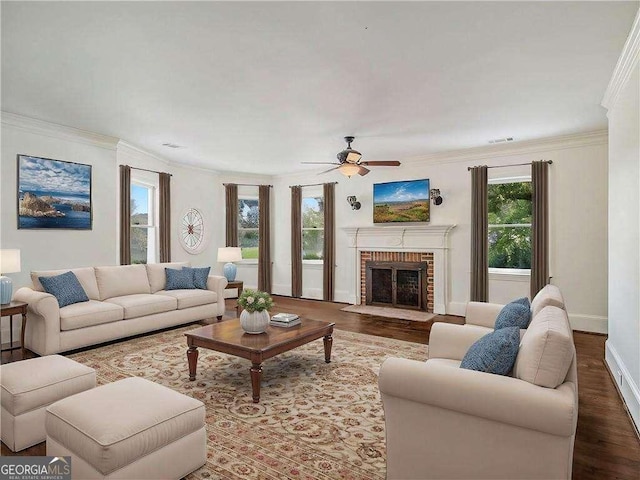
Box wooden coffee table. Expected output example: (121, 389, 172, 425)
(185, 318, 335, 403)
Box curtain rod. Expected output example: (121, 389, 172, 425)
(223, 183, 273, 187)
(125, 165, 172, 177)
(467, 160, 553, 171)
(289, 181, 338, 188)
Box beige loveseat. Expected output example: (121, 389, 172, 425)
(14, 262, 227, 356)
(379, 286, 577, 480)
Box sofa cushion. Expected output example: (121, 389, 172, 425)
(145, 262, 189, 293)
(32, 267, 100, 300)
(531, 284, 565, 317)
(158, 289, 218, 310)
(183, 266, 211, 290)
(495, 302, 531, 330)
(514, 305, 574, 388)
(460, 326, 520, 376)
(104, 294, 177, 319)
(39, 271, 90, 308)
(95, 265, 151, 300)
(165, 268, 195, 290)
(60, 300, 124, 331)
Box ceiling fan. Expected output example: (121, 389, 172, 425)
(302, 136, 401, 177)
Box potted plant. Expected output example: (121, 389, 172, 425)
(237, 289, 274, 334)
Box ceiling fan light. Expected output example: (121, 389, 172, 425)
(338, 163, 361, 177)
(346, 150, 362, 163)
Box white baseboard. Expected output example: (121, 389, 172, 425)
(567, 313, 608, 333)
(605, 341, 640, 431)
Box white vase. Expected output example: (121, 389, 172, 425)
(240, 309, 270, 334)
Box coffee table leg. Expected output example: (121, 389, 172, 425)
(250, 363, 262, 403)
(187, 346, 199, 381)
(323, 334, 333, 363)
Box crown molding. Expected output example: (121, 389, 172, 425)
(117, 140, 171, 166)
(602, 8, 640, 111)
(1, 111, 119, 150)
(400, 130, 608, 168)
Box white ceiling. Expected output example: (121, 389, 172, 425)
(2, 2, 637, 174)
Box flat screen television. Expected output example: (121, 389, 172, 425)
(373, 178, 430, 223)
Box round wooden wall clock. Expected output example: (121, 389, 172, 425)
(179, 208, 206, 254)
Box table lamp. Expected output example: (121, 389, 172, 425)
(0, 249, 21, 305)
(217, 247, 242, 282)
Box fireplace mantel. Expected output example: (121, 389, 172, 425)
(342, 225, 456, 314)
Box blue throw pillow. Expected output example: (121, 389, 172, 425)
(495, 302, 531, 330)
(165, 268, 195, 290)
(511, 297, 531, 309)
(460, 326, 520, 375)
(39, 271, 89, 308)
(183, 266, 210, 289)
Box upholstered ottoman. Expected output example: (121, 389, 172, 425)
(46, 377, 206, 480)
(1, 355, 96, 452)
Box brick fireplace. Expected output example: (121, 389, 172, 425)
(343, 225, 455, 314)
(361, 251, 434, 312)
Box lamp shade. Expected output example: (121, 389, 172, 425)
(0, 249, 21, 274)
(338, 163, 361, 178)
(217, 247, 242, 263)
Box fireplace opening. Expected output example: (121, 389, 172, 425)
(365, 261, 427, 311)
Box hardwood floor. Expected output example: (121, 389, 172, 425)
(2, 295, 639, 480)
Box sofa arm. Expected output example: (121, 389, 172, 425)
(13, 287, 62, 355)
(465, 301, 504, 329)
(379, 357, 577, 437)
(428, 323, 492, 361)
(207, 275, 228, 316)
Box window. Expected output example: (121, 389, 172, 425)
(238, 197, 259, 260)
(488, 179, 532, 270)
(302, 196, 324, 260)
(131, 183, 157, 264)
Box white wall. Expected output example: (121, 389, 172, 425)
(1, 114, 119, 340)
(603, 9, 640, 429)
(271, 133, 608, 332)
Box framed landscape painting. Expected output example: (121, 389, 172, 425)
(17, 155, 92, 230)
(373, 178, 430, 223)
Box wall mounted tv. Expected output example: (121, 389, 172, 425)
(373, 178, 430, 223)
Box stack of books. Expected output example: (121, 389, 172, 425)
(270, 313, 301, 327)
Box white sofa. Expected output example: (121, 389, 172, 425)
(14, 262, 227, 356)
(379, 286, 577, 480)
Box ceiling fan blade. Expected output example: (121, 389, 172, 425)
(360, 161, 401, 166)
(357, 166, 370, 176)
(301, 162, 340, 165)
(320, 166, 341, 174)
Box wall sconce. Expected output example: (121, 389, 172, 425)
(347, 196, 361, 210)
(430, 189, 443, 205)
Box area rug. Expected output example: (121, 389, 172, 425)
(340, 304, 435, 322)
(69, 326, 427, 480)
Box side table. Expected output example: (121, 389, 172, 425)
(1, 301, 28, 352)
(226, 280, 244, 315)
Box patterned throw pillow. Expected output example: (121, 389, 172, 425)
(165, 268, 195, 290)
(495, 302, 532, 330)
(39, 271, 89, 308)
(182, 266, 210, 290)
(460, 326, 521, 375)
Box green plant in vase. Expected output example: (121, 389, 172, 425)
(237, 289, 274, 333)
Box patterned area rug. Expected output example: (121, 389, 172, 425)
(340, 304, 435, 322)
(69, 325, 427, 480)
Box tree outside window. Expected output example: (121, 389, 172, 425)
(238, 198, 259, 259)
(302, 196, 324, 260)
(131, 183, 157, 264)
(488, 181, 532, 270)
